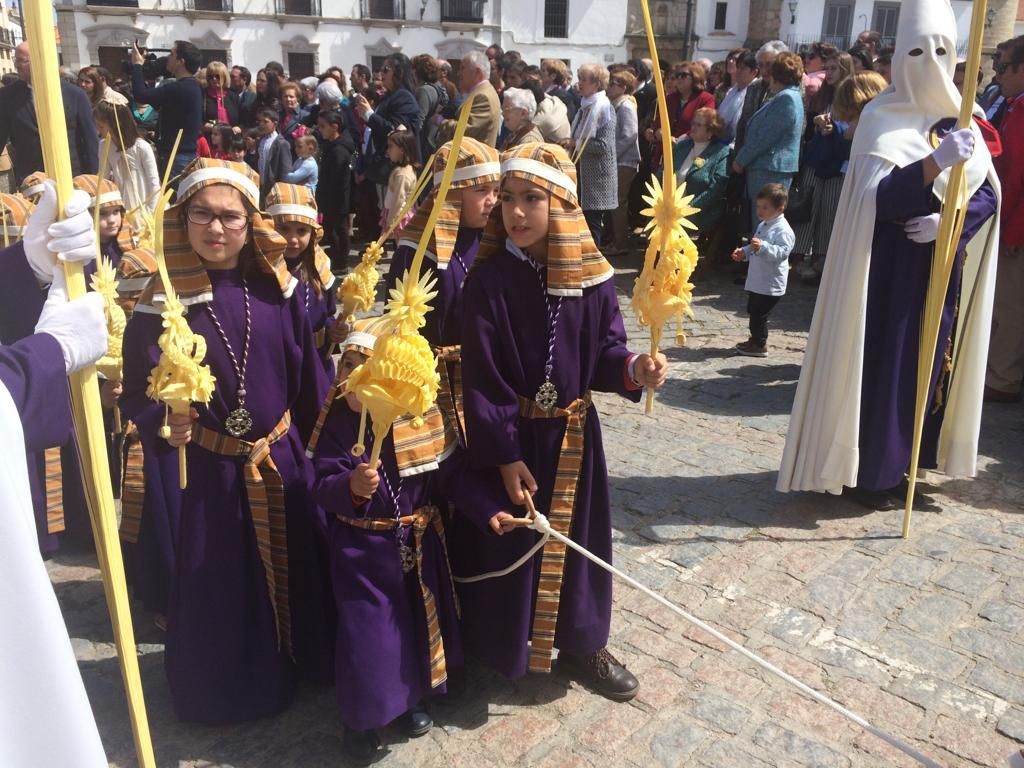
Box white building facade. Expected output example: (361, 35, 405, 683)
(55, 0, 629, 76)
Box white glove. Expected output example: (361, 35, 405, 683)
(22, 180, 97, 285)
(904, 213, 941, 244)
(34, 267, 107, 374)
(931, 128, 975, 171)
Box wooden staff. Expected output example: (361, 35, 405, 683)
(23, 3, 156, 765)
(903, 0, 988, 538)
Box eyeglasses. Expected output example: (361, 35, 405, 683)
(186, 207, 249, 230)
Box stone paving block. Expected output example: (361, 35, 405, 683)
(896, 593, 971, 638)
(619, 625, 700, 670)
(478, 713, 561, 762)
(686, 686, 751, 735)
(934, 562, 1000, 597)
(825, 550, 880, 584)
(752, 721, 851, 768)
(951, 628, 1024, 675)
(873, 628, 971, 677)
(877, 555, 940, 588)
(907, 531, 964, 562)
(757, 644, 829, 690)
(693, 738, 775, 768)
(979, 600, 1024, 634)
(809, 638, 893, 687)
(766, 607, 824, 648)
(969, 662, 1024, 706)
(931, 713, 1021, 767)
(886, 672, 995, 722)
(633, 665, 688, 711)
(998, 708, 1024, 742)
(802, 573, 857, 614)
(835, 609, 889, 645)
(1004, 578, 1024, 606)
(834, 677, 926, 734)
(942, 520, 1022, 550)
(765, 689, 854, 737)
(690, 657, 768, 703)
(574, 703, 651, 754)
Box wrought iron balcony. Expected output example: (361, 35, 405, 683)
(360, 0, 406, 20)
(277, 0, 321, 15)
(86, 0, 140, 7)
(184, 0, 233, 11)
(441, 0, 484, 23)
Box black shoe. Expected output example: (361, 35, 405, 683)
(886, 479, 941, 511)
(397, 703, 433, 737)
(843, 485, 898, 511)
(343, 729, 383, 766)
(558, 647, 639, 702)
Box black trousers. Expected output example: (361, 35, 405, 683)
(747, 291, 781, 346)
(583, 209, 604, 245)
(322, 213, 351, 271)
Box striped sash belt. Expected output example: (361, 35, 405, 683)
(517, 390, 592, 674)
(192, 412, 294, 655)
(337, 505, 459, 688)
(119, 422, 145, 543)
(44, 446, 65, 534)
(435, 345, 465, 447)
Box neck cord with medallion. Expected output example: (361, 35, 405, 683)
(372, 433, 416, 574)
(206, 277, 253, 438)
(528, 257, 563, 410)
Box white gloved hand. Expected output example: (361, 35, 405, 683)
(904, 213, 941, 244)
(931, 128, 975, 171)
(34, 266, 107, 374)
(22, 180, 97, 285)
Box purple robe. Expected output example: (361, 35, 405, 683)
(120, 267, 332, 723)
(287, 256, 338, 377)
(387, 228, 482, 348)
(858, 160, 998, 491)
(312, 404, 463, 731)
(0, 242, 89, 555)
(454, 245, 640, 679)
(0, 333, 73, 453)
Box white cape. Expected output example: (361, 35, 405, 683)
(777, 150, 1001, 494)
(0, 380, 107, 766)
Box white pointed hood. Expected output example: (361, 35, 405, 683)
(850, 0, 990, 202)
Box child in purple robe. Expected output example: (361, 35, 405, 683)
(309, 318, 463, 764)
(453, 142, 667, 701)
(266, 181, 338, 376)
(120, 158, 332, 723)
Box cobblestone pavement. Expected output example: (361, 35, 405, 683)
(49, 251, 1024, 767)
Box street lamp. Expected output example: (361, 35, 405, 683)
(788, 0, 797, 24)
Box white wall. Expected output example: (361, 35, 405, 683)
(498, 0, 628, 65)
(693, 0, 748, 58)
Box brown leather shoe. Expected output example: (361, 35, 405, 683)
(558, 647, 639, 702)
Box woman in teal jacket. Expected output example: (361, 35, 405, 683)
(732, 52, 806, 229)
(670, 107, 732, 233)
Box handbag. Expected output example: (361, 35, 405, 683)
(363, 152, 392, 186)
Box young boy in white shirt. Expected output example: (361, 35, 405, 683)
(731, 183, 796, 357)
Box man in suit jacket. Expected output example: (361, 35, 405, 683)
(453, 50, 501, 147)
(255, 107, 292, 205)
(0, 43, 98, 185)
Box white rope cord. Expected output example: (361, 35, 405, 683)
(451, 531, 549, 583)
(513, 508, 944, 768)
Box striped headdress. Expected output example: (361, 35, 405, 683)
(0, 193, 34, 246)
(306, 316, 451, 476)
(148, 158, 294, 307)
(73, 174, 124, 210)
(477, 142, 613, 296)
(19, 172, 49, 203)
(265, 182, 334, 293)
(398, 137, 501, 269)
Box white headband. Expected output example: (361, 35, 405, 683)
(177, 167, 260, 209)
(344, 331, 378, 351)
(267, 203, 319, 221)
(500, 157, 578, 198)
(433, 161, 501, 187)
(92, 190, 123, 208)
(0, 225, 24, 238)
(22, 183, 45, 199)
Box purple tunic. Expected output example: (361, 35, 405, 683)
(0, 333, 73, 452)
(858, 160, 997, 491)
(454, 245, 640, 679)
(387, 228, 482, 348)
(0, 242, 89, 555)
(312, 404, 463, 731)
(287, 256, 338, 378)
(120, 266, 332, 723)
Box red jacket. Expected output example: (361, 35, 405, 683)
(996, 94, 1024, 246)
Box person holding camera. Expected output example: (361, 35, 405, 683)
(130, 40, 204, 182)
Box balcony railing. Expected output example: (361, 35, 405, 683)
(784, 33, 851, 53)
(184, 0, 233, 11)
(441, 0, 484, 23)
(360, 0, 406, 20)
(276, 0, 321, 15)
(85, 0, 140, 7)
